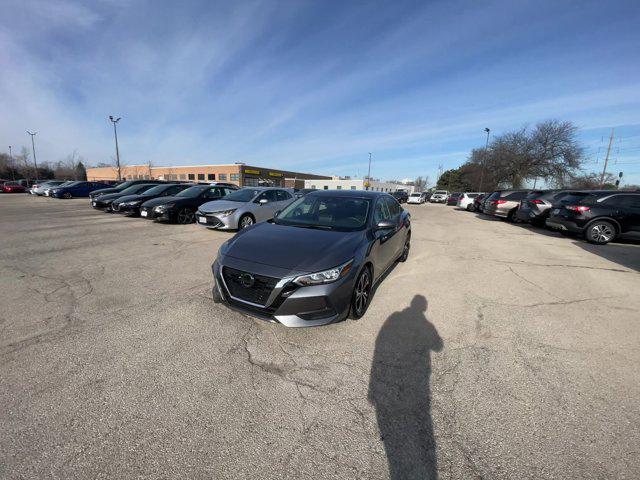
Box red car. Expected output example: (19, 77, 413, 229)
(1, 182, 27, 193)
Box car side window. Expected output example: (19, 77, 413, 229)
(223, 188, 235, 196)
(202, 187, 221, 199)
(258, 190, 278, 202)
(373, 198, 392, 224)
(276, 190, 291, 201)
(619, 195, 640, 209)
(506, 191, 527, 200)
(385, 197, 401, 216)
(163, 185, 182, 196)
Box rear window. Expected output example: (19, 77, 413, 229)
(486, 192, 500, 200)
(559, 192, 593, 205)
(467, 193, 479, 198)
(434, 190, 447, 195)
(525, 191, 545, 200)
(504, 191, 528, 200)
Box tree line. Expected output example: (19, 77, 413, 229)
(435, 120, 625, 192)
(0, 149, 87, 182)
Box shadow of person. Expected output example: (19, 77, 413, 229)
(368, 295, 443, 480)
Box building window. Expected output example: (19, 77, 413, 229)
(188, 174, 195, 180)
(218, 174, 227, 181)
(324, 185, 329, 190)
(230, 173, 239, 181)
(207, 173, 215, 180)
(351, 186, 356, 190)
(198, 173, 205, 181)
(311, 185, 316, 189)
(337, 185, 342, 190)
(179, 174, 186, 180)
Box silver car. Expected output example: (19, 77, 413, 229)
(196, 187, 295, 230)
(31, 181, 65, 195)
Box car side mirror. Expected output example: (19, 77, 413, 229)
(274, 210, 281, 217)
(376, 220, 395, 230)
(258, 198, 268, 205)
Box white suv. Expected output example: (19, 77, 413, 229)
(429, 190, 449, 203)
(457, 192, 482, 211)
(407, 192, 425, 204)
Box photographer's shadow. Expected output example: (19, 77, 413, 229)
(368, 295, 443, 480)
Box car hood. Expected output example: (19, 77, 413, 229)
(222, 222, 364, 273)
(141, 195, 185, 208)
(114, 194, 149, 204)
(97, 191, 128, 201)
(198, 199, 244, 213)
(92, 187, 121, 197)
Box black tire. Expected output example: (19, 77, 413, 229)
(585, 220, 616, 245)
(466, 204, 474, 212)
(176, 207, 195, 224)
(349, 266, 372, 320)
(239, 214, 255, 229)
(63, 192, 72, 199)
(507, 208, 519, 223)
(398, 234, 410, 262)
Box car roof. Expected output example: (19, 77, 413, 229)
(308, 189, 389, 199)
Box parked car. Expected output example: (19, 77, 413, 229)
(483, 190, 529, 221)
(111, 183, 194, 216)
(140, 184, 239, 224)
(446, 192, 462, 206)
(407, 192, 425, 204)
(211, 190, 410, 327)
(89, 179, 169, 200)
(91, 183, 160, 210)
(196, 187, 295, 230)
(516, 190, 573, 226)
(429, 190, 449, 203)
(392, 191, 409, 204)
(457, 192, 482, 211)
(472, 193, 488, 212)
(1, 181, 27, 193)
(44, 181, 74, 196)
(30, 181, 66, 195)
(546, 191, 640, 244)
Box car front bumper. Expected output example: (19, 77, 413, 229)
(212, 258, 355, 327)
(196, 212, 237, 230)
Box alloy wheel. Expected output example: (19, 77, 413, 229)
(589, 223, 614, 244)
(353, 269, 371, 317)
(177, 208, 194, 224)
(63, 192, 72, 199)
(240, 215, 254, 229)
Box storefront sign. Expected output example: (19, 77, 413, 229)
(244, 169, 261, 175)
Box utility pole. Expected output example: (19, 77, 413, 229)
(26, 131, 39, 182)
(599, 128, 614, 188)
(109, 116, 122, 181)
(478, 127, 490, 192)
(366, 152, 372, 190)
(8, 145, 15, 180)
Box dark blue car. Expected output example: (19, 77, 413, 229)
(50, 181, 112, 198)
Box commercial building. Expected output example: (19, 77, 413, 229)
(303, 178, 415, 194)
(85, 164, 331, 188)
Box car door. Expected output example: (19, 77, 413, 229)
(253, 190, 279, 222)
(274, 189, 294, 212)
(384, 196, 406, 258)
(370, 197, 397, 276)
(618, 195, 640, 232)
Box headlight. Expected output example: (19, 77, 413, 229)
(154, 204, 173, 212)
(122, 200, 141, 206)
(293, 259, 354, 286)
(212, 209, 237, 217)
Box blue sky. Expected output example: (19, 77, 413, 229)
(1, 0, 639, 185)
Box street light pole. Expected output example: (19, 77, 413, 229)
(109, 116, 122, 181)
(366, 152, 372, 190)
(26, 131, 39, 182)
(8, 145, 15, 180)
(478, 127, 490, 192)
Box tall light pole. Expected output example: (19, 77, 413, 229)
(109, 116, 122, 181)
(366, 152, 372, 190)
(26, 131, 39, 182)
(8, 145, 15, 180)
(478, 127, 490, 192)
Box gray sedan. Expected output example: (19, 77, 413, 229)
(196, 187, 295, 230)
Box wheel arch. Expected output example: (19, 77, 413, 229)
(584, 216, 621, 234)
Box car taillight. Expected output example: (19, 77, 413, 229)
(531, 199, 544, 204)
(566, 205, 590, 212)
(491, 199, 507, 205)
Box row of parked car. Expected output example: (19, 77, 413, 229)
(428, 189, 640, 245)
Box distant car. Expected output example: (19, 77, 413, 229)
(407, 192, 425, 204)
(30, 181, 66, 195)
(429, 190, 449, 203)
(140, 184, 239, 224)
(196, 187, 295, 230)
(472, 193, 488, 212)
(392, 191, 409, 204)
(457, 192, 482, 211)
(50, 181, 112, 198)
(111, 183, 194, 216)
(546, 191, 640, 244)
(294, 188, 317, 198)
(447, 192, 462, 206)
(1, 181, 27, 193)
(89, 179, 169, 200)
(516, 190, 574, 226)
(483, 190, 529, 221)
(91, 183, 159, 211)
(44, 181, 74, 196)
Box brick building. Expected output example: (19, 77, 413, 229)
(86, 163, 330, 188)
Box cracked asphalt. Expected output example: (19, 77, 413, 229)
(1, 194, 639, 479)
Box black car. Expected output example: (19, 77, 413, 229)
(140, 184, 238, 224)
(294, 188, 317, 198)
(546, 191, 640, 244)
(391, 191, 409, 204)
(89, 179, 169, 200)
(111, 183, 193, 216)
(91, 183, 159, 211)
(211, 190, 411, 327)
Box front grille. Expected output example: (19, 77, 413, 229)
(222, 267, 279, 306)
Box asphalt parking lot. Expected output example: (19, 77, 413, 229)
(1, 194, 639, 479)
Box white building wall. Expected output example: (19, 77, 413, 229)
(304, 179, 415, 193)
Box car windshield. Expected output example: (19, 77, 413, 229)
(434, 190, 447, 195)
(176, 185, 209, 197)
(141, 185, 171, 196)
(409, 193, 421, 197)
(275, 195, 371, 231)
(119, 184, 150, 195)
(115, 181, 136, 190)
(467, 193, 479, 198)
(64, 181, 81, 187)
(224, 188, 262, 202)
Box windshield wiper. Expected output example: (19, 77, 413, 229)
(290, 223, 334, 230)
